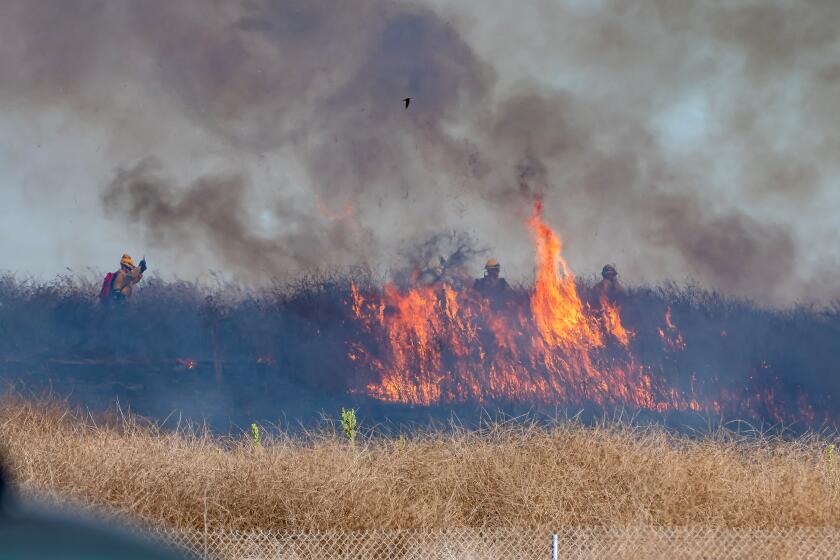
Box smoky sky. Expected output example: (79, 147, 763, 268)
(1, 0, 839, 305)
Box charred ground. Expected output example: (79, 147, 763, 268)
(0, 269, 837, 432)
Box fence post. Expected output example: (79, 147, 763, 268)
(552, 533, 558, 560)
(203, 488, 209, 558)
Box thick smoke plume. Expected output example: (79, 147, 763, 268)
(2, 0, 840, 304)
(102, 158, 355, 276)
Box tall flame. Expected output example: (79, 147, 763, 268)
(342, 201, 816, 423)
(529, 201, 603, 350)
(347, 201, 687, 412)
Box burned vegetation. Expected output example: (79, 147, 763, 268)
(0, 208, 838, 431)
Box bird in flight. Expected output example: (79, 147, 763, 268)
(403, 97, 411, 109)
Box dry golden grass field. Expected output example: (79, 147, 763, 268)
(1, 396, 838, 532)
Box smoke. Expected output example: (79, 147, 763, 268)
(2, 0, 840, 304)
(391, 231, 488, 287)
(102, 157, 360, 276)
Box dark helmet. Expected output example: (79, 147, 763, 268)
(601, 264, 618, 278)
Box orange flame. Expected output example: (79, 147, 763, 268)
(658, 307, 686, 352)
(347, 201, 686, 412)
(528, 202, 603, 350)
(602, 299, 632, 347)
(176, 358, 197, 370)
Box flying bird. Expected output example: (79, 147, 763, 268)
(403, 97, 411, 109)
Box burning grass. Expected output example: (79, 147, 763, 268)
(2, 207, 839, 426)
(1, 396, 838, 532)
(2, 269, 839, 425)
(2, 206, 840, 425)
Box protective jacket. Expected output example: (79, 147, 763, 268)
(111, 267, 143, 300)
(594, 277, 624, 303)
(474, 276, 510, 294)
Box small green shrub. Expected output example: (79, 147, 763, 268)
(340, 408, 357, 446)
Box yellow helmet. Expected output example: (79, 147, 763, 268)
(485, 258, 500, 270)
(120, 254, 135, 268)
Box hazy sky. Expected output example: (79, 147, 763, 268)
(1, 0, 839, 306)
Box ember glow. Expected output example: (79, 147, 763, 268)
(659, 307, 687, 352)
(176, 358, 197, 370)
(347, 201, 694, 412)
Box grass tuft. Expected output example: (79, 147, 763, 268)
(0, 396, 838, 531)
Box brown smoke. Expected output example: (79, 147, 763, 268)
(2, 0, 840, 303)
(102, 158, 358, 277)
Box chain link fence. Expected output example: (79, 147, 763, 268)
(139, 525, 840, 560)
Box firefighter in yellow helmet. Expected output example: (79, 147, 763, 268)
(109, 254, 147, 304)
(594, 264, 624, 304)
(473, 258, 510, 295)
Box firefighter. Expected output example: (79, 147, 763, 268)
(474, 258, 510, 294)
(110, 254, 146, 304)
(594, 264, 624, 303)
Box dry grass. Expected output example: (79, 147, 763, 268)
(0, 396, 838, 531)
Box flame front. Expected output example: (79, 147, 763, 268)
(346, 203, 816, 422)
(348, 201, 688, 412)
(529, 201, 603, 351)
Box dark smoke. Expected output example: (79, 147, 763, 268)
(647, 192, 797, 297)
(102, 157, 360, 277)
(2, 0, 840, 304)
